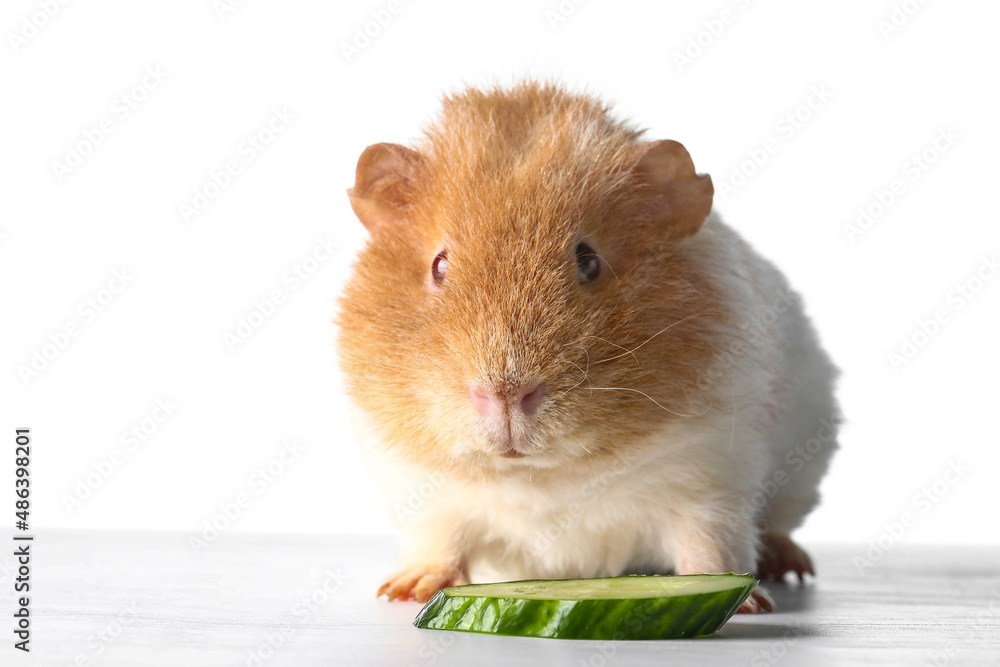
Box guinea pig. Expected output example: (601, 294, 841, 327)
(335, 80, 839, 613)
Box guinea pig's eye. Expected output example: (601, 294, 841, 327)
(575, 243, 600, 283)
(432, 250, 448, 285)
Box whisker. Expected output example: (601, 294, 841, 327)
(416, 346, 449, 398)
(564, 362, 589, 392)
(557, 345, 593, 393)
(585, 386, 713, 418)
(595, 251, 632, 313)
(578, 334, 639, 367)
(594, 312, 729, 365)
(578, 345, 592, 386)
(575, 345, 595, 393)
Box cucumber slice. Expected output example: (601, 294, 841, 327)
(413, 573, 756, 640)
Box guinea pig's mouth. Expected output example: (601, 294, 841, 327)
(491, 431, 533, 459)
(478, 422, 536, 460)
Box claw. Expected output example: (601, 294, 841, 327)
(737, 587, 774, 614)
(756, 534, 815, 583)
(377, 565, 466, 602)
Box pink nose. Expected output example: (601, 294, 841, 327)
(470, 382, 546, 419)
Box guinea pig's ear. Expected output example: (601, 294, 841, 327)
(631, 140, 713, 237)
(347, 143, 424, 234)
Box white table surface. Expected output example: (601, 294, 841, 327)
(7, 530, 999, 666)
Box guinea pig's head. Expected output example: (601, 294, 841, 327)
(337, 82, 722, 476)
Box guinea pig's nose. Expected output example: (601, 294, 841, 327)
(519, 382, 546, 416)
(470, 382, 546, 418)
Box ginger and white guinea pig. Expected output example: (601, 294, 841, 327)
(335, 80, 839, 613)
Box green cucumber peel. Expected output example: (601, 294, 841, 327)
(413, 573, 757, 640)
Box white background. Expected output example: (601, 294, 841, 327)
(2, 0, 998, 547)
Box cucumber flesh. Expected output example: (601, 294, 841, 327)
(413, 573, 756, 640)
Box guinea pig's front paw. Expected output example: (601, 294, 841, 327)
(755, 533, 815, 583)
(736, 587, 774, 614)
(377, 565, 469, 603)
